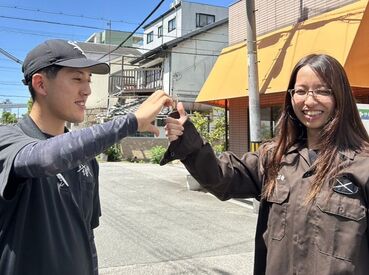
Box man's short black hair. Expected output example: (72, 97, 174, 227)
(27, 65, 64, 101)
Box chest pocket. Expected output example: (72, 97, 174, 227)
(315, 186, 367, 261)
(266, 181, 290, 241)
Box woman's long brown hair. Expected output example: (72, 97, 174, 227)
(261, 54, 369, 202)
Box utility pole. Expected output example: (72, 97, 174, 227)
(246, 0, 261, 152)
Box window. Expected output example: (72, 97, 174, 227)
(196, 13, 215, 27)
(147, 31, 154, 44)
(168, 17, 176, 32)
(145, 66, 162, 89)
(260, 106, 281, 140)
(158, 25, 163, 38)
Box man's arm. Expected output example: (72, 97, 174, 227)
(14, 90, 173, 178)
(13, 113, 137, 178)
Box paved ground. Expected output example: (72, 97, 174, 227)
(95, 162, 258, 275)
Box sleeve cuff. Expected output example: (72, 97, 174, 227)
(160, 116, 203, 166)
(126, 113, 138, 135)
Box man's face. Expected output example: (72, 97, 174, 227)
(42, 67, 92, 123)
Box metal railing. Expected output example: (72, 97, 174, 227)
(109, 67, 163, 96)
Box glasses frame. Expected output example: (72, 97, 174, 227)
(288, 88, 333, 99)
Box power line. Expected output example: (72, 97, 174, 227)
(99, 0, 166, 60)
(0, 23, 227, 46)
(0, 15, 104, 30)
(0, 26, 85, 39)
(0, 4, 228, 38)
(0, 81, 23, 85)
(0, 94, 29, 98)
(0, 4, 139, 25)
(0, 66, 20, 70)
(0, 48, 23, 64)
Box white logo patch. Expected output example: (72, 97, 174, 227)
(78, 164, 92, 177)
(67, 41, 86, 57)
(276, 174, 285, 181)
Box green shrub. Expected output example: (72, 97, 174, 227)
(191, 108, 226, 155)
(104, 144, 122, 161)
(149, 145, 166, 164)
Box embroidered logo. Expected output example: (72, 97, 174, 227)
(78, 164, 92, 177)
(333, 176, 358, 195)
(56, 173, 69, 187)
(67, 41, 86, 57)
(276, 174, 285, 181)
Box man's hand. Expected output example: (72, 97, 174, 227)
(134, 90, 173, 136)
(165, 102, 188, 142)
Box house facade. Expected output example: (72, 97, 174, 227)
(142, 0, 228, 50)
(74, 42, 142, 126)
(130, 18, 228, 110)
(86, 30, 143, 47)
(106, 0, 229, 136)
(196, 0, 369, 157)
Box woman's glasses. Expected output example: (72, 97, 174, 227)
(288, 88, 333, 100)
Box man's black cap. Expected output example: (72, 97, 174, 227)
(22, 39, 110, 85)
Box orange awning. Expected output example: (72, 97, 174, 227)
(196, 0, 369, 107)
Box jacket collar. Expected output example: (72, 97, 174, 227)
(285, 142, 356, 161)
(17, 115, 69, 140)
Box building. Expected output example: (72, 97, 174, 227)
(106, 0, 229, 130)
(196, 0, 369, 157)
(131, 17, 228, 111)
(142, 0, 227, 50)
(86, 30, 143, 47)
(74, 42, 142, 126)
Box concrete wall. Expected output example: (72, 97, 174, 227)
(181, 1, 228, 34)
(87, 56, 122, 110)
(170, 22, 228, 103)
(143, 8, 182, 50)
(143, 1, 228, 50)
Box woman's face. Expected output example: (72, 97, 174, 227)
(291, 65, 336, 137)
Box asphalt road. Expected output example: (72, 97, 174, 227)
(95, 162, 258, 275)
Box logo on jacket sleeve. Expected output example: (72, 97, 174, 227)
(332, 175, 358, 195)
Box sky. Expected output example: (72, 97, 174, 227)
(0, 0, 234, 111)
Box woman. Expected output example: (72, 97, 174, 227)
(161, 54, 369, 275)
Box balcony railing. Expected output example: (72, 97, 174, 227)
(109, 67, 163, 97)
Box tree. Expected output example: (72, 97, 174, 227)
(27, 98, 33, 114)
(1, 111, 18, 124)
(191, 108, 226, 154)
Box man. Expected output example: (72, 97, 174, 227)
(0, 39, 172, 275)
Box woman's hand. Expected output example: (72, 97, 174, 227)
(165, 102, 188, 142)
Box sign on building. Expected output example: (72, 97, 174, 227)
(357, 104, 369, 134)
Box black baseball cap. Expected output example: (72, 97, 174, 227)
(22, 39, 110, 85)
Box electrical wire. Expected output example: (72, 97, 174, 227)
(98, 0, 166, 60)
(0, 15, 104, 30)
(0, 4, 139, 25)
(0, 4, 228, 38)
